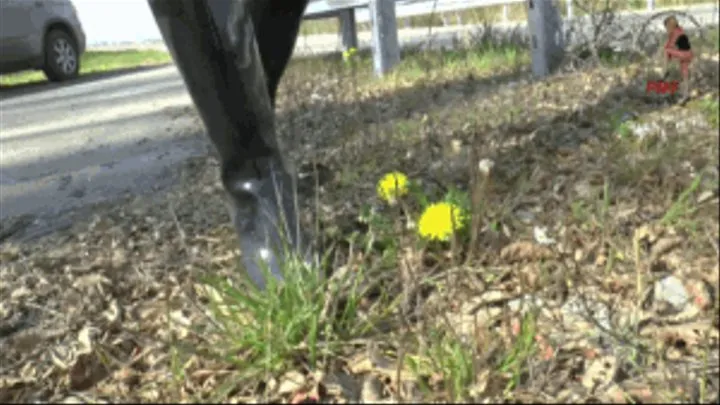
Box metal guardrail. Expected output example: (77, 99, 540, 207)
(305, 1, 402, 75)
(303, 1, 531, 76)
(305, 0, 673, 19)
(305, 0, 369, 18)
(306, 0, 525, 21)
(303, 0, 718, 77)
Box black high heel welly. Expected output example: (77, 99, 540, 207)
(147, 0, 314, 289)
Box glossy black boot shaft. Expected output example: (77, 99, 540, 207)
(147, 0, 312, 289)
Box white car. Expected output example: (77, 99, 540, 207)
(0, 0, 86, 82)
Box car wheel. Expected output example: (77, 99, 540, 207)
(42, 29, 80, 82)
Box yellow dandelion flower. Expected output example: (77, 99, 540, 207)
(377, 171, 409, 204)
(418, 202, 467, 241)
(342, 47, 358, 62)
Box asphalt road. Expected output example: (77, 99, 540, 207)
(0, 65, 205, 240)
(0, 5, 717, 240)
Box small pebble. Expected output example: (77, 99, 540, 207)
(653, 276, 689, 310)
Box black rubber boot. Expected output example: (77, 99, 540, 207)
(148, 0, 313, 290)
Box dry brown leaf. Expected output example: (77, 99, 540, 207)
(59, 397, 83, 404)
(102, 299, 122, 324)
(168, 310, 192, 339)
(278, 370, 307, 396)
(641, 319, 716, 348)
(649, 236, 684, 261)
(519, 264, 540, 289)
(633, 224, 663, 251)
(9, 286, 32, 300)
(500, 241, 554, 263)
(468, 369, 491, 397)
(619, 381, 657, 403)
(348, 352, 417, 384)
(348, 352, 374, 375)
(72, 273, 111, 290)
(582, 355, 618, 393)
(76, 325, 98, 355)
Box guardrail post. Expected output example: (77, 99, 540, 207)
(566, 0, 573, 19)
(647, 0, 655, 11)
(369, 0, 400, 76)
(503, 4, 510, 21)
(527, 0, 565, 78)
(338, 8, 358, 50)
